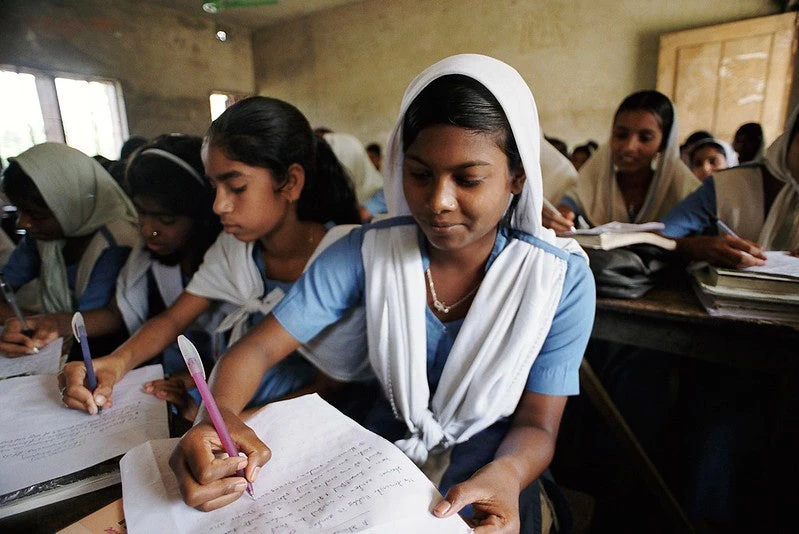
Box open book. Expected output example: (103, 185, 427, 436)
(120, 394, 472, 534)
(561, 221, 676, 251)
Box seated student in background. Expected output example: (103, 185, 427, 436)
(0, 143, 138, 355)
(678, 129, 713, 166)
(37, 134, 219, 419)
(662, 106, 799, 266)
(544, 90, 700, 233)
(322, 132, 387, 222)
(687, 137, 738, 182)
(60, 96, 371, 416)
(169, 54, 595, 532)
(732, 122, 765, 164)
(366, 142, 382, 171)
(569, 141, 597, 171)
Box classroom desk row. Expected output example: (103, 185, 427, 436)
(2, 282, 797, 533)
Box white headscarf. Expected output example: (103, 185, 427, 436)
(323, 132, 384, 204)
(688, 137, 739, 169)
(760, 105, 799, 249)
(568, 94, 700, 225)
(10, 143, 138, 312)
(365, 54, 585, 467)
(540, 138, 579, 204)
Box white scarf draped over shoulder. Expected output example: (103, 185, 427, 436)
(760, 105, 799, 250)
(368, 54, 586, 466)
(568, 101, 700, 225)
(323, 132, 384, 204)
(11, 143, 139, 313)
(186, 226, 371, 381)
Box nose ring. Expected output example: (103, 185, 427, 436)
(151, 231, 158, 238)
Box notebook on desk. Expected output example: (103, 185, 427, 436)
(561, 221, 676, 251)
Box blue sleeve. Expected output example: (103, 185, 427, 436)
(272, 227, 365, 342)
(660, 179, 718, 238)
(1, 235, 41, 289)
(363, 189, 387, 216)
(525, 253, 595, 396)
(77, 246, 131, 311)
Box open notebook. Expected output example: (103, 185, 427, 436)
(121, 394, 472, 534)
(0, 364, 168, 518)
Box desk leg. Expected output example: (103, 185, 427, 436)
(579, 359, 695, 533)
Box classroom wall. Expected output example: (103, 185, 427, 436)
(0, 0, 255, 140)
(252, 0, 778, 150)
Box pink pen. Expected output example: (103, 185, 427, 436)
(177, 335, 255, 499)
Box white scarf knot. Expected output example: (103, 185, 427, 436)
(214, 288, 284, 345)
(394, 410, 451, 465)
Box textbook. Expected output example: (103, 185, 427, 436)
(692, 252, 799, 295)
(0, 365, 168, 518)
(562, 221, 677, 251)
(120, 394, 472, 534)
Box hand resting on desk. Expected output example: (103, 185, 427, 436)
(675, 234, 767, 268)
(169, 409, 269, 511)
(0, 314, 60, 356)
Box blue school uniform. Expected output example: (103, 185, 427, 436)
(272, 218, 594, 525)
(660, 178, 719, 238)
(2, 232, 130, 311)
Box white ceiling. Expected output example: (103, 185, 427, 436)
(153, 0, 364, 29)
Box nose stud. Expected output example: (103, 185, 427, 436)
(151, 231, 158, 238)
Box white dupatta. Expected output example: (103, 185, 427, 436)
(186, 226, 371, 381)
(760, 105, 799, 250)
(364, 54, 585, 466)
(569, 99, 700, 225)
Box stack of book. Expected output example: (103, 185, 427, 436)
(690, 251, 799, 323)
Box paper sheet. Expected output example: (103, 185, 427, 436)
(0, 337, 63, 379)
(743, 251, 799, 279)
(564, 221, 665, 235)
(121, 394, 472, 534)
(0, 364, 168, 495)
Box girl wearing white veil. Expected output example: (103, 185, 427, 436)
(170, 54, 595, 532)
(545, 90, 700, 233)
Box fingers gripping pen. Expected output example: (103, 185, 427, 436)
(177, 335, 255, 499)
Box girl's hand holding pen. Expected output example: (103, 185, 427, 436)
(0, 315, 58, 356)
(676, 235, 767, 268)
(541, 205, 576, 235)
(59, 356, 125, 414)
(170, 410, 271, 512)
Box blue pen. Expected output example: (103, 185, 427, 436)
(71, 312, 99, 403)
(715, 218, 739, 238)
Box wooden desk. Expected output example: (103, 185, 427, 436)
(591, 284, 799, 371)
(581, 283, 799, 533)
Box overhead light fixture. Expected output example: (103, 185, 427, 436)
(203, 0, 280, 14)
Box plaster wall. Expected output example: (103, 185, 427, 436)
(252, 0, 778, 150)
(0, 0, 255, 139)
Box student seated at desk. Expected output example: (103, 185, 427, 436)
(0, 143, 138, 355)
(45, 134, 220, 419)
(661, 105, 799, 265)
(169, 54, 595, 533)
(60, 96, 370, 417)
(543, 90, 700, 233)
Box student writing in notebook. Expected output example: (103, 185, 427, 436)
(661, 105, 799, 267)
(0, 143, 139, 355)
(169, 54, 595, 532)
(544, 90, 699, 233)
(29, 135, 220, 419)
(60, 97, 370, 416)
